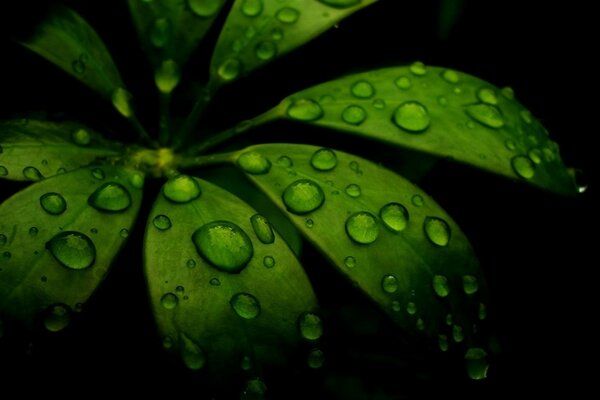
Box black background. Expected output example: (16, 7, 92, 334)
(0, 1, 596, 398)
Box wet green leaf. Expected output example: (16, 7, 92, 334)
(21, 6, 126, 102)
(128, 0, 227, 72)
(0, 166, 143, 327)
(266, 65, 576, 195)
(0, 120, 119, 181)
(209, 0, 378, 88)
(144, 175, 318, 376)
(233, 143, 487, 345)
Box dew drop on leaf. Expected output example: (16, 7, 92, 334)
(188, 0, 222, 17)
(318, 0, 360, 8)
(71, 59, 85, 75)
(209, 277, 220, 286)
(341, 105, 367, 125)
(46, 231, 96, 270)
(344, 255, 356, 268)
(423, 217, 451, 247)
(379, 202, 409, 232)
(88, 182, 132, 212)
(439, 334, 449, 352)
(409, 61, 427, 76)
(528, 148, 543, 165)
(71, 128, 91, 146)
(298, 312, 323, 340)
(271, 27, 284, 41)
(305, 218, 314, 228)
(276, 7, 300, 24)
(276, 155, 293, 167)
(250, 214, 275, 244)
(241, 355, 252, 371)
(411, 194, 424, 207)
(345, 212, 379, 244)
(351, 80, 375, 99)
(307, 348, 324, 369)
(129, 172, 145, 189)
(2, 251, 11, 260)
(160, 292, 179, 310)
(478, 303, 487, 320)
(465, 348, 489, 380)
(155, 59, 181, 94)
(163, 175, 201, 203)
(23, 166, 43, 181)
(432, 275, 450, 297)
(119, 228, 129, 238)
(395, 76, 411, 90)
(511, 155, 536, 179)
(241, 0, 263, 17)
(217, 58, 242, 81)
(91, 168, 105, 180)
(416, 318, 425, 331)
(282, 179, 325, 214)
(44, 304, 71, 332)
(453, 325, 464, 342)
(187, 259, 196, 268)
(230, 292, 261, 319)
(310, 148, 337, 171)
(344, 183, 361, 198)
(255, 41, 277, 61)
(392, 101, 431, 133)
(465, 104, 504, 129)
(441, 69, 460, 83)
(286, 99, 324, 121)
(476, 87, 498, 105)
(406, 301, 417, 315)
(29, 227, 39, 236)
(381, 274, 399, 293)
(40, 192, 67, 215)
(263, 255, 275, 268)
(237, 151, 272, 175)
(149, 18, 171, 48)
(192, 221, 254, 273)
(181, 334, 206, 370)
(151, 215, 172, 232)
(462, 275, 479, 294)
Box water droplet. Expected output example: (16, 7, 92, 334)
(379, 202, 409, 232)
(23, 166, 43, 181)
(478, 303, 487, 320)
(432, 275, 450, 297)
(242, 379, 267, 399)
(439, 334, 449, 352)
(91, 168, 105, 180)
(453, 325, 464, 342)
(344, 255, 356, 268)
(181, 334, 206, 370)
(462, 275, 479, 294)
(409, 61, 427, 76)
(465, 103, 504, 129)
(271, 27, 284, 41)
(476, 87, 498, 105)
(395, 75, 412, 90)
(0, 234, 6, 246)
(72, 59, 85, 75)
(2, 251, 11, 260)
(187, 259, 196, 268)
(341, 105, 367, 126)
(381, 274, 399, 293)
(155, 59, 181, 94)
(241, 355, 252, 371)
(298, 312, 323, 340)
(119, 228, 129, 238)
(305, 218, 314, 228)
(176, 285, 184, 293)
(90, 228, 98, 234)
(282, 179, 325, 214)
(262, 255, 276, 268)
(29, 227, 39, 236)
(72, 128, 91, 146)
(0, 166, 8, 176)
(276, 7, 300, 23)
(241, 0, 263, 17)
(424, 217, 451, 247)
(276, 155, 293, 167)
(209, 277, 220, 286)
(345, 212, 379, 244)
(406, 302, 417, 315)
(392, 101, 430, 133)
(251, 214, 275, 244)
(238, 151, 272, 175)
(40, 192, 67, 215)
(446, 313, 453, 326)
(349, 161, 360, 173)
(511, 155, 536, 179)
(188, 0, 222, 17)
(318, 0, 360, 8)
(255, 41, 277, 61)
(501, 86, 514, 99)
(286, 99, 324, 121)
(504, 139, 517, 151)
(307, 348, 324, 369)
(217, 58, 241, 81)
(465, 348, 489, 380)
(193, 221, 254, 273)
(351, 80, 375, 99)
(372, 98, 386, 109)
(411, 194, 424, 207)
(310, 148, 337, 171)
(527, 148, 543, 165)
(112, 87, 134, 118)
(150, 18, 171, 47)
(162, 336, 174, 350)
(416, 318, 425, 331)
(163, 175, 201, 203)
(441, 69, 460, 83)
(44, 304, 71, 332)
(56, 167, 67, 174)
(344, 183, 361, 198)
(230, 292, 261, 319)
(46, 231, 96, 270)
(161, 292, 179, 310)
(88, 182, 132, 212)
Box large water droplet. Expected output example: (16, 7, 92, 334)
(255, 41, 277, 61)
(23, 166, 43, 181)
(318, 0, 360, 8)
(381, 274, 399, 293)
(40, 192, 67, 215)
(351, 80, 375, 99)
(462, 275, 479, 294)
(424, 217, 451, 247)
(72, 128, 91, 146)
(282, 179, 325, 214)
(112, 87, 134, 118)
(307, 348, 324, 369)
(511, 155, 536, 179)
(466, 104, 504, 129)
(342, 105, 367, 125)
(163, 175, 201, 203)
(217, 58, 242, 81)
(298, 312, 323, 340)
(250, 214, 275, 244)
(395, 75, 412, 90)
(88, 182, 132, 212)
(392, 101, 431, 133)
(241, 0, 263, 17)
(161, 292, 179, 310)
(238, 151, 272, 175)
(276, 7, 300, 23)
(465, 348, 489, 380)
(345, 212, 379, 244)
(150, 18, 171, 47)
(155, 59, 181, 94)
(287, 99, 324, 121)
(409, 61, 427, 76)
(193, 221, 254, 273)
(310, 148, 337, 171)
(380, 202, 409, 232)
(476, 87, 498, 105)
(44, 304, 71, 332)
(181, 334, 206, 370)
(46, 231, 96, 270)
(441, 69, 460, 83)
(188, 0, 222, 17)
(344, 183, 361, 198)
(432, 275, 450, 297)
(230, 292, 261, 319)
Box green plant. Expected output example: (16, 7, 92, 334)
(0, 0, 581, 396)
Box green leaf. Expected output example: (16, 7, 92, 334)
(21, 6, 126, 103)
(209, 0, 378, 88)
(0, 165, 144, 328)
(233, 143, 487, 348)
(0, 120, 119, 182)
(128, 0, 227, 72)
(144, 175, 319, 375)
(266, 65, 576, 195)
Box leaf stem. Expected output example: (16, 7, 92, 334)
(176, 151, 237, 170)
(159, 93, 171, 146)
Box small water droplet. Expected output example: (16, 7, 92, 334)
(0, 166, 8, 177)
(119, 228, 129, 238)
(504, 139, 517, 151)
(476, 87, 498, 105)
(163, 175, 201, 203)
(342, 105, 367, 125)
(271, 27, 284, 41)
(345, 212, 379, 244)
(29, 227, 39, 236)
(453, 325, 464, 342)
(406, 302, 417, 315)
(441, 69, 460, 83)
(432, 275, 450, 297)
(181, 334, 206, 370)
(275, 156, 293, 169)
(478, 303, 487, 320)
(150, 18, 171, 47)
(463, 275, 479, 294)
(238, 151, 272, 175)
(255, 41, 277, 60)
(416, 318, 425, 331)
(40, 192, 67, 215)
(282, 179, 325, 214)
(286, 99, 324, 121)
(351, 80, 375, 99)
(445, 313, 453, 326)
(91, 168, 105, 180)
(392, 101, 431, 133)
(372, 98, 386, 109)
(307, 348, 324, 369)
(44, 304, 71, 332)
(152, 215, 172, 231)
(88, 182, 132, 212)
(187, 259, 196, 268)
(465, 103, 504, 129)
(437, 96, 448, 106)
(439, 334, 449, 352)
(344, 255, 356, 268)
(395, 75, 412, 90)
(344, 183, 361, 198)
(161, 292, 179, 310)
(209, 277, 221, 286)
(298, 312, 323, 340)
(46, 231, 96, 270)
(155, 59, 181, 94)
(424, 217, 451, 247)
(276, 7, 300, 23)
(2, 251, 11, 260)
(230, 292, 261, 319)
(318, 0, 360, 8)
(379, 202, 409, 232)
(501, 86, 515, 99)
(310, 148, 337, 171)
(263, 255, 275, 268)
(305, 218, 314, 228)
(465, 348, 489, 380)
(112, 87, 134, 118)
(23, 166, 43, 181)
(188, 0, 222, 17)
(409, 195, 423, 208)
(176, 285, 184, 293)
(511, 155, 536, 179)
(381, 274, 399, 294)
(409, 61, 427, 76)
(71, 59, 85, 75)
(90, 228, 98, 234)
(162, 336, 174, 350)
(241, 0, 263, 17)
(528, 148, 543, 165)
(72, 128, 91, 146)
(349, 161, 360, 172)
(193, 221, 254, 273)
(241, 355, 252, 371)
